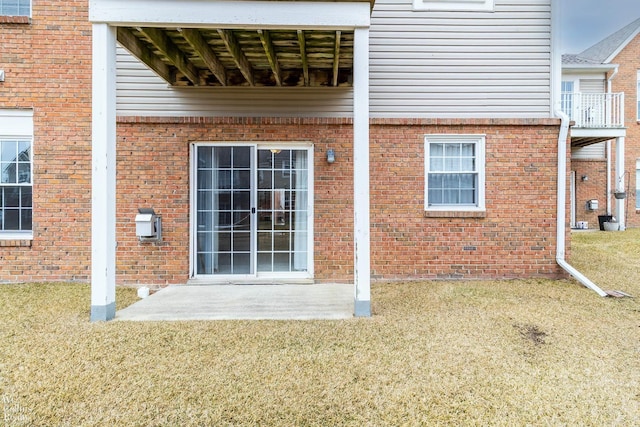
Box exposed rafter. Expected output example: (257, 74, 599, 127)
(297, 30, 309, 87)
(332, 31, 341, 87)
(138, 27, 201, 85)
(117, 27, 175, 85)
(115, 25, 356, 87)
(218, 29, 254, 86)
(258, 30, 282, 86)
(179, 28, 227, 86)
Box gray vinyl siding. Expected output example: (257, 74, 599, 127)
(579, 79, 606, 93)
(116, 0, 552, 118)
(572, 142, 606, 160)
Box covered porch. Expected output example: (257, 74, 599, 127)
(89, 0, 374, 321)
(564, 97, 627, 230)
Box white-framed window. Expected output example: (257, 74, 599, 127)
(637, 71, 640, 121)
(425, 134, 485, 212)
(413, 0, 494, 12)
(0, 0, 31, 17)
(561, 80, 575, 120)
(636, 159, 640, 209)
(0, 109, 33, 239)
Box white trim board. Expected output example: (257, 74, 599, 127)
(89, 0, 371, 29)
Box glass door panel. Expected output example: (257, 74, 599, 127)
(256, 149, 308, 273)
(196, 146, 253, 275)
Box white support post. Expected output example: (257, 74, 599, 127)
(353, 27, 371, 317)
(91, 23, 118, 321)
(615, 136, 626, 231)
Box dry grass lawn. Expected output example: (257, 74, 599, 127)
(1, 230, 639, 425)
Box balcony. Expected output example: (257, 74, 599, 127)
(561, 92, 625, 128)
(561, 92, 626, 147)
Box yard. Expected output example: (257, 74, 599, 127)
(1, 230, 639, 426)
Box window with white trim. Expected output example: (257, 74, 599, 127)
(413, 0, 494, 12)
(425, 135, 485, 211)
(637, 70, 640, 121)
(0, 0, 31, 16)
(636, 159, 640, 209)
(0, 110, 33, 238)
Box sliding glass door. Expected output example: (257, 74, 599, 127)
(193, 144, 312, 279)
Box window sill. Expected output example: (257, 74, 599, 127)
(424, 210, 486, 218)
(0, 16, 30, 24)
(0, 239, 32, 247)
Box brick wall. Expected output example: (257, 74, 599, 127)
(0, 2, 567, 284)
(573, 159, 609, 228)
(369, 118, 566, 280)
(111, 117, 566, 284)
(0, 1, 93, 282)
(610, 35, 640, 227)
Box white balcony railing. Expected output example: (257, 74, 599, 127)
(560, 92, 625, 128)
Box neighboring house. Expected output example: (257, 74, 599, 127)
(2, 0, 577, 320)
(562, 17, 640, 230)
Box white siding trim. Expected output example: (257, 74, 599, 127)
(90, 0, 371, 28)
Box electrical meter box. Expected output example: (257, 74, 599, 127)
(135, 208, 160, 240)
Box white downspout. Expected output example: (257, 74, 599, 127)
(606, 67, 618, 216)
(606, 140, 612, 215)
(552, 0, 607, 297)
(555, 109, 609, 297)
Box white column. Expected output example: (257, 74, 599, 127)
(353, 27, 370, 317)
(615, 136, 626, 230)
(91, 23, 118, 321)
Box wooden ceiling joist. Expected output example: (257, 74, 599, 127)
(117, 25, 356, 87)
(332, 30, 341, 87)
(179, 28, 227, 86)
(138, 27, 201, 85)
(117, 27, 175, 85)
(218, 29, 255, 86)
(258, 30, 282, 86)
(297, 30, 309, 87)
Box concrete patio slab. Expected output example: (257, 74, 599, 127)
(115, 284, 354, 321)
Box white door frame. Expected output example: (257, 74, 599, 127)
(570, 170, 576, 228)
(189, 142, 314, 283)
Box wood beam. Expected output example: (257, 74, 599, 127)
(138, 27, 200, 85)
(297, 30, 309, 87)
(179, 28, 227, 86)
(218, 29, 254, 86)
(258, 30, 282, 86)
(332, 30, 341, 87)
(117, 27, 174, 85)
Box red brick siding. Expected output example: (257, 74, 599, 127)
(610, 35, 640, 227)
(111, 118, 566, 284)
(572, 159, 609, 228)
(0, 1, 92, 282)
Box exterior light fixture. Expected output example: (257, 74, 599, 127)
(326, 149, 335, 164)
(581, 175, 588, 181)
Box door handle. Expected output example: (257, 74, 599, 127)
(251, 207, 256, 214)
